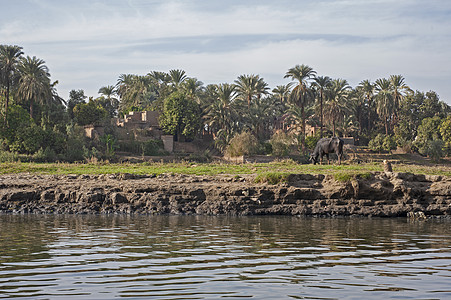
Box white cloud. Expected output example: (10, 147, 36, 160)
(1, 0, 450, 103)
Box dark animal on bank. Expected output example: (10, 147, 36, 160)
(310, 137, 344, 165)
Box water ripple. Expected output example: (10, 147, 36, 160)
(0, 215, 450, 299)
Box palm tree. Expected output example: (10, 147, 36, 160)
(389, 74, 411, 126)
(168, 69, 187, 88)
(284, 64, 316, 151)
(116, 74, 135, 100)
(16, 56, 51, 119)
(324, 78, 350, 136)
(204, 83, 238, 150)
(234, 74, 259, 109)
(272, 83, 293, 104)
(182, 77, 204, 104)
(375, 78, 394, 135)
(312, 76, 332, 138)
(357, 79, 374, 131)
(99, 85, 119, 116)
(0, 45, 24, 125)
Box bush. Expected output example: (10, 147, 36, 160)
(0, 151, 19, 163)
(225, 132, 259, 157)
(424, 139, 444, 162)
(368, 134, 396, 153)
(142, 139, 165, 156)
(270, 132, 293, 157)
(368, 134, 384, 152)
(32, 147, 57, 163)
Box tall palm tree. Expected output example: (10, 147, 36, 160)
(312, 75, 332, 138)
(234, 74, 260, 109)
(16, 56, 51, 119)
(357, 79, 374, 131)
(324, 78, 350, 136)
(204, 83, 238, 149)
(0, 45, 24, 125)
(284, 64, 316, 151)
(375, 78, 394, 135)
(389, 74, 411, 126)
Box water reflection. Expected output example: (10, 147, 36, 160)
(0, 215, 450, 299)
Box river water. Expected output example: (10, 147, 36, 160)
(0, 215, 450, 299)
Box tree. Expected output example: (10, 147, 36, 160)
(0, 45, 24, 125)
(168, 69, 187, 88)
(234, 74, 264, 109)
(181, 77, 204, 104)
(357, 79, 374, 131)
(324, 78, 350, 136)
(16, 56, 51, 119)
(67, 89, 87, 120)
(159, 92, 201, 141)
(415, 116, 443, 156)
(389, 74, 411, 126)
(98, 85, 119, 117)
(312, 76, 332, 137)
(375, 78, 394, 135)
(284, 64, 316, 151)
(73, 98, 108, 126)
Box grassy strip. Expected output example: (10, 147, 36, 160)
(0, 161, 450, 177)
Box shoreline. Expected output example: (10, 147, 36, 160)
(0, 172, 450, 217)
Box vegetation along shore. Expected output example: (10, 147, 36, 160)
(1, 44, 450, 217)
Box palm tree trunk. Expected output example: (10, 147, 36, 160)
(320, 91, 323, 138)
(4, 81, 10, 126)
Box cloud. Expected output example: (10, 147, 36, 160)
(1, 0, 450, 103)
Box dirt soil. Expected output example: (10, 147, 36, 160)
(0, 172, 450, 217)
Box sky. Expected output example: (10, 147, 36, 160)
(1, 0, 450, 104)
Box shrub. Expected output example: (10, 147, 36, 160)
(0, 151, 19, 163)
(32, 147, 57, 163)
(368, 134, 396, 153)
(142, 139, 165, 156)
(225, 132, 258, 157)
(368, 134, 384, 152)
(424, 139, 444, 162)
(270, 132, 293, 157)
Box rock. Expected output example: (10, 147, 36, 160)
(383, 160, 393, 172)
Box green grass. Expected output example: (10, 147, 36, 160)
(0, 161, 450, 177)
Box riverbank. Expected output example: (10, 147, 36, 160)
(1, 171, 450, 217)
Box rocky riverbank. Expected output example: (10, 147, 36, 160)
(0, 172, 450, 217)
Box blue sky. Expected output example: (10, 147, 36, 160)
(1, 0, 450, 104)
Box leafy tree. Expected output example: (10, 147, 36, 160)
(67, 89, 87, 120)
(284, 64, 316, 151)
(73, 98, 109, 126)
(415, 116, 443, 156)
(0, 45, 24, 125)
(439, 116, 451, 152)
(159, 92, 201, 141)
